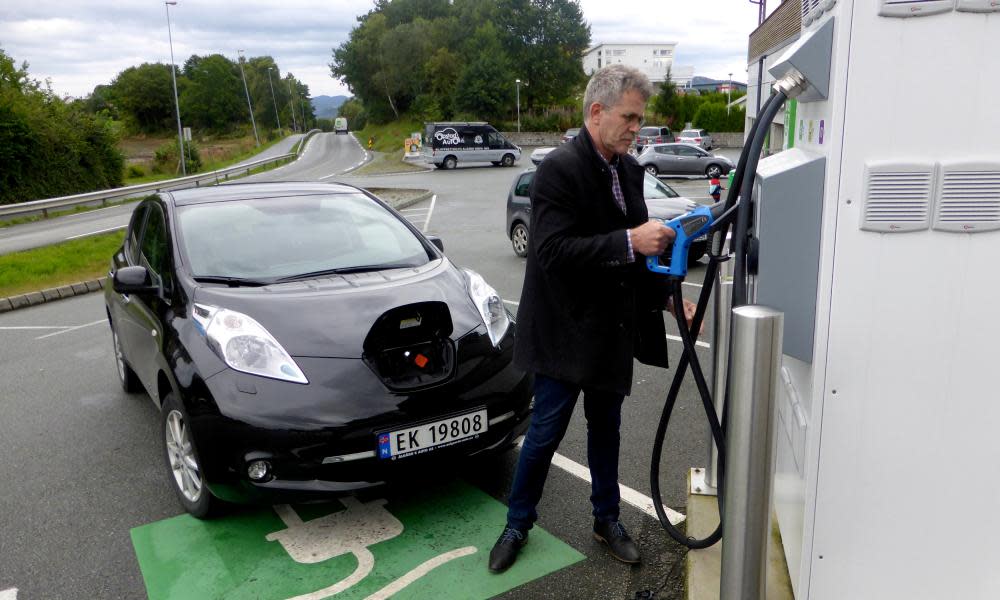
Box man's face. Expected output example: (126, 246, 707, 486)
(592, 89, 646, 157)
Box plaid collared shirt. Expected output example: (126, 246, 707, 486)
(591, 138, 635, 263)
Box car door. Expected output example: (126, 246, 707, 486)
(126, 201, 173, 397)
(654, 145, 679, 174)
(674, 144, 705, 175)
(111, 203, 149, 369)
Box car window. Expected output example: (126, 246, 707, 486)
(643, 174, 680, 198)
(139, 203, 170, 284)
(515, 172, 533, 196)
(176, 193, 431, 280)
(655, 145, 676, 155)
(638, 127, 659, 137)
(676, 145, 703, 157)
(125, 203, 148, 263)
(681, 130, 698, 136)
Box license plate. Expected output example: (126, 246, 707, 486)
(377, 408, 488, 460)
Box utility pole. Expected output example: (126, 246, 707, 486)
(237, 50, 260, 146)
(286, 79, 298, 132)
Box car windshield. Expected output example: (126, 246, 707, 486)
(565, 128, 579, 135)
(681, 130, 699, 136)
(176, 193, 430, 281)
(643, 174, 680, 198)
(638, 127, 659, 137)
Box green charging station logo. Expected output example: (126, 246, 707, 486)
(131, 481, 582, 600)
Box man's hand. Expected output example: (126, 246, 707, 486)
(667, 296, 704, 336)
(630, 220, 675, 256)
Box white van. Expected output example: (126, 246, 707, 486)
(334, 117, 348, 134)
(422, 122, 520, 169)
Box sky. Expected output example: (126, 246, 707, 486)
(0, 0, 769, 100)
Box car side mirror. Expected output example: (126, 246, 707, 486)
(113, 265, 158, 295)
(427, 235, 444, 252)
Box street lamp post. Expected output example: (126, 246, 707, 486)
(267, 67, 282, 134)
(286, 79, 298, 133)
(164, 1, 186, 176)
(728, 72, 733, 116)
(515, 79, 521, 133)
(237, 50, 260, 147)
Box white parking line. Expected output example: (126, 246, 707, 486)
(34, 319, 105, 340)
(0, 588, 18, 600)
(422, 195, 436, 233)
(65, 225, 125, 240)
(0, 326, 81, 330)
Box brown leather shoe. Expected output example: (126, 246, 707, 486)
(593, 519, 641, 564)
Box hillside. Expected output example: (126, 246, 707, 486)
(311, 95, 350, 119)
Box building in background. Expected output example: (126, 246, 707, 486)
(745, 0, 802, 153)
(582, 43, 694, 88)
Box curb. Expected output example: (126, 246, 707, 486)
(0, 278, 105, 314)
(0, 189, 433, 314)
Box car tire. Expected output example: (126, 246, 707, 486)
(111, 322, 142, 393)
(443, 156, 457, 170)
(511, 223, 529, 257)
(706, 164, 724, 179)
(501, 153, 515, 167)
(491, 161, 500, 166)
(644, 164, 659, 176)
(162, 392, 219, 519)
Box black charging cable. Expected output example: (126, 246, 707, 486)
(648, 90, 788, 549)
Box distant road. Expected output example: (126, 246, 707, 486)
(0, 132, 366, 255)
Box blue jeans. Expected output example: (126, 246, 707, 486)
(506, 374, 625, 531)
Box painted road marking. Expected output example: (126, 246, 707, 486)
(422, 194, 437, 232)
(132, 481, 582, 600)
(0, 588, 18, 600)
(65, 225, 126, 240)
(34, 319, 105, 340)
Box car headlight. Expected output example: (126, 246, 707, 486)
(463, 269, 510, 347)
(192, 304, 308, 384)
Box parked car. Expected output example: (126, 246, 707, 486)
(530, 147, 556, 165)
(506, 168, 707, 264)
(637, 143, 734, 179)
(676, 128, 713, 150)
(636, 125, 673, 152)
(561, 128, 580, 143)
(106, 182, 532, 517)
(421, 122, 521, 169)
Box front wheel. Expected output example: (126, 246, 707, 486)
(511, 223, 529, 257)
(706, 164, 723, 179)
(501, 153, 515, 167)
(644, 164, 659, 176)
(162, 393, 220, 519)
(443, 156, 458, 170)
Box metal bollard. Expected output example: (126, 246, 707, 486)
(720, 305, 783, 600)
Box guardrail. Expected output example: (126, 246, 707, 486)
(0, 128, 321, 220)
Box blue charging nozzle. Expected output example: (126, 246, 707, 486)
(645, 201, 727, 278)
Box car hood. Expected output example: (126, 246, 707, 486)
(645, 196, 699, 221)
(190, 259, 486, 359)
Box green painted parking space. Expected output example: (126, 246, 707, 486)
(132, 480, 583, 599)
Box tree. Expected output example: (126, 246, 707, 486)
(651, 68, 677, 120)
(454, 23, 515, 120)
(108, 63, 178, 133)
(180, 54, 244, 131)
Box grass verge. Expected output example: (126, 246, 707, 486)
(0, 231, 125, 298)
(350, 151, 428, 176)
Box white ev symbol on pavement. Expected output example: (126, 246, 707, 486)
(266, 497, 477, 600)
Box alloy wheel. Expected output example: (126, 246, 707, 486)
(165, 410, 203, 503)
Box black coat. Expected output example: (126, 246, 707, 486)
(513, 126, 670, 395)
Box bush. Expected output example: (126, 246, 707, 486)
(152, 139, 202, 175)
(692, 103, 746, 133)
(126, 164, 146, 178)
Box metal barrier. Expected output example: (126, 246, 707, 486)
(0, 129, 321, 220)
(720, 305, 784, 600)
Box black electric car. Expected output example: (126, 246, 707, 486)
(105, 182, 531, 517)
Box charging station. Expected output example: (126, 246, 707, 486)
(751, 2, 1000, 598)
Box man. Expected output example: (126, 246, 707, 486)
(489, 64, 698, 573)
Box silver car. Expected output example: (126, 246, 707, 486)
(677, 128, 714, 150)
(637, 143, 734, 179)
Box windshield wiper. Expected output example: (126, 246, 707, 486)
(192, 275, 274, 287)
(274, 263, 417, 283)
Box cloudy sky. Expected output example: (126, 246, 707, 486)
(0, 0, 769, 99)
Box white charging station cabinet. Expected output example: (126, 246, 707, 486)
(754, 2, 1000, 598)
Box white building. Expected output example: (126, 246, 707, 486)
(582, 43, 694, 87)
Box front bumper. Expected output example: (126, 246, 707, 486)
(188, 329, 532, 504)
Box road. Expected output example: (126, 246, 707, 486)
(0, 140, 741, 600)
